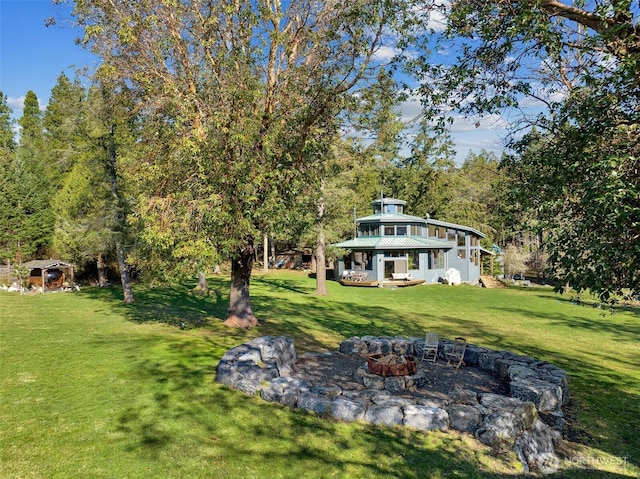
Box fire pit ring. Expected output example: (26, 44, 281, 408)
(367, 353, 417, 377)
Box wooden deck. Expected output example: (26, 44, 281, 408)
(340, 278, 425, 288)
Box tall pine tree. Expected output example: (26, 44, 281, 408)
(0, 92, 17, 261)
(8, 91, 55, 260)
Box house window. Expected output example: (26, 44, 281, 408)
(354, 251, 373, 270)
(409, 251, 420, 269)
(457, 232, 466, 247)
(428, 225, 436, 237)
(411, 225, 425, 236)
(438, 226, 446, 238)
(397, 226, 407, 236)
(430, 250, 444, 269)
(457, 248, 466, 259)
(384, 226, 395, 236)
(359, 225, 380, 237)
(447, 229, 456, 241)
(470, 249, 479, 266)
(384, 250, 406, 258)
(384, 204, 403, 214)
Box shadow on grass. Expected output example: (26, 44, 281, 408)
(80, 279, 229, 328)
(110, 332, 634, 478)
(80, 275, 638, 475)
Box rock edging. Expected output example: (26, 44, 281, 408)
(215, 335, 569, 474)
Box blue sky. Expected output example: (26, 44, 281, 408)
(0, 0, 506, 163)
(0, 0, 98, 113)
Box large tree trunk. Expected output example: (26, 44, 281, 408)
(315, 229, 327, 296)
(263, 232, 269, 274)
(97, 253, 108, 287)
(224, 241, 259, 328)
(116, 242, 134, 304)
(315, 188, 328, 296)
(193, 271, 209, 294)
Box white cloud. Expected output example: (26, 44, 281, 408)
(398, 95, 423, 124)
(425, 1, 450, 33)
(7, 96, 25, 111)
(374, 45, 400, 62)
(6, 95, 46, 116)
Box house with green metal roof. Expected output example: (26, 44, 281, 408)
(333, 197, 487, 286)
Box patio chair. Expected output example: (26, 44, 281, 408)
(445, 337, 467, 372)
(421, 332, 439, 362)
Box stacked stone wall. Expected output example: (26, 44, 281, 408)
(216, 335, 569, 474)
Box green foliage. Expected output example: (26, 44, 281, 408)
(18, 91, 43, 147)
(505, 84, 640, 300)
(443, 150, 506, 243)
(49, 83, 131, 274)
(0, 91, 15, 151)
(412, 1, 640, 301)
(70, 0, 431, 313)
(43, 72, 86, 182)
(0, 91, 55, 261)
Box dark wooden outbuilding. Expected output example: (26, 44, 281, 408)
(23, 259, 75, 291)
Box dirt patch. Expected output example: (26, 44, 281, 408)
(293, 352, 508, 401)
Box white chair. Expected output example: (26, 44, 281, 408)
(445, 337, 467, 372)
(421, 332, 439, 362)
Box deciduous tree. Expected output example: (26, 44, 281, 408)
(70, 0, 424, 326)
(414, 1, 640, 300)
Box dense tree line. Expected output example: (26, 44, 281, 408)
(0, 74, 510, 302)
(1, 0, 637, 324)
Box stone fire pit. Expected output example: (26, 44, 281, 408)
(216, 335, 569, 474)
(367, 353, 417, 377)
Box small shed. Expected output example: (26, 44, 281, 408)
(24, 259, 75, 291)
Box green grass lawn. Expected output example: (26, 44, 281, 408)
(1, 271, 638, 478)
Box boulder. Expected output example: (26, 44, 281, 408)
(330, 398, 366, 422)
(495, 359, 522, 379)
(361, 372, 385, 390)
(234, 378, 263, 395)
(250, 336, 296, 376)
(403, 405, 449, 431)
(476, 411, 522, 446)
(404, 371, 427, 389)
(384, 376, 407, 393)
(446, 404, 483, 432)
(391, 337, 414, 355)
(366, 337, 392, 355)
(508, 365, 538, 382)
(339, 338, 369, 356)
(478, 351, 503, 373)
(448, 389, 478, 405)
(364, 405, 404, 426)
(479, 393, 524, 411)
(462, 345, 488, 366)
(415, 397, 447, 409)
(510, 378, 563, 412)
(514, 419, 562, 473)
(237, 347, 263, 364)
(236, 361, 279, 382)
(298, 393, 332, 415)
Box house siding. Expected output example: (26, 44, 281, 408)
(334, 197, 485, 285)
